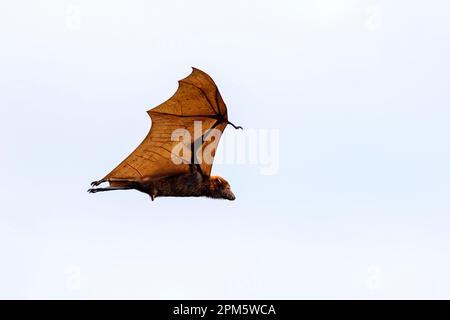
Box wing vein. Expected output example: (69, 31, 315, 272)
(179, 80, 220, 116)
(125, 161, 143, 177)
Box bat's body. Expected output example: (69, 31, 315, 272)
(88, 171, 235, 201)
(88, 68, 241, 202)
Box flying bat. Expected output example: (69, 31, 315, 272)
(88, 67, 242, 201)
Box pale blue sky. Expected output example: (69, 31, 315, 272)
(1, 0, 449, 299)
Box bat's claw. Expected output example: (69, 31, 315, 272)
(227, 121, 243, 130)
(87, 188, 98, 193)
(91, 180, 102, 187)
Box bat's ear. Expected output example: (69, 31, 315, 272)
(212, 176, 224, 187)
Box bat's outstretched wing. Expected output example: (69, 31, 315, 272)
(103, 67, 233, 186)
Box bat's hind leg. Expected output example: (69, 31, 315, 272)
(87, 186, 133, 193)
(88, 178, 142, 194)
(90, 178, 138, 187)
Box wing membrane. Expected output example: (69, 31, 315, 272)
(104, 68, 229, 184)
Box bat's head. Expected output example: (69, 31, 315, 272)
(209, 176, 236, 201)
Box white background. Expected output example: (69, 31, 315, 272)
(0, 0, 449, 299)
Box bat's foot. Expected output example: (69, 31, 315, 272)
(87, 188, 98, 193)
(90, 179, 104, 187)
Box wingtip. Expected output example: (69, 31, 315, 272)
(191, 66, 206, 75)
(191, 66, 200, 74)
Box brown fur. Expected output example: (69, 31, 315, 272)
(123, 172, 235, 201)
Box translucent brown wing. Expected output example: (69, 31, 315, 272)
(103, 68, 229, 185)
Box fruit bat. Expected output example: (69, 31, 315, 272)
(88, 67, 242, 201)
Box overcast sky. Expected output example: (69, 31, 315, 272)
(1, 0, 449, 299)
